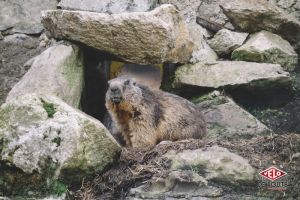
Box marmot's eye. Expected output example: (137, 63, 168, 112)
(133, 82, 136, 86)
(124, 79, 130, 85)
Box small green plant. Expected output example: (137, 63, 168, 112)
(49, 180, 67, 196)
(40, 98, 56, 118)
(51, 137, 61, 147)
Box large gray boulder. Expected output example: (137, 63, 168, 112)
(220, 0, 300, 50)
(232, 31, 298, 71)
(58, 0, 158, 13)
(0, 0, 57, 34)
(174, 61, 291, 90)
(42, 5, 194, 64)
(196, 92, 272, 139)
(0, 94, 121, 197)
(208, 29, 248, 56)
(164, 146, 256, 185)
(6, 44, 84, 108)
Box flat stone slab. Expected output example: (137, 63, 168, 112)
(58, 0, 158, 13)
(232, 31, 298, 71)
(174, 61, 291, 89)
(42, 5, 194, 64)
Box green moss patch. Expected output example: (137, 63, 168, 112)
(40, 98, 56, 118)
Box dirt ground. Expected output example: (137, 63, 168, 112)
(72, 134, 300, 200)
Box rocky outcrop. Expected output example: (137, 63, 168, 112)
(174, 61, 291, 90)
(208, 29, 248, 56)
(0, 94, 121, 197)
(42, 5, 194, 64)
(232, 31, 298, 71)
(0, 0, 57, 34)
(196, 92, 271, 139)
(6, 44, 84, 108)
(0, 34, 44, 105)
(58, 0, 158, 13)
(220, 0, 300, 51)
(165, 146, 255, 185)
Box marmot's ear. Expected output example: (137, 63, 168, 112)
(133, 81, 136, 86)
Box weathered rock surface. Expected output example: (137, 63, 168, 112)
(164, 146, 256, 185)
(232, 31, 298, 71)
(196, 92, 272, 139)
(197, 0, 234, 30)
(6, 44, 84, 108)
(208, 29, 248, 56)
(0, 93, 121, 197)
(174, 61, 291, 90)
(0, 34, 44, 105)
(159, 0, 201, 24)
(158, 1, 216, 63)
(189, 33, 218, 63)
(58, 0, 158, 13)
(220, 0, 300, 50)
(0, 0, 57, 34)
(268, 0, 300, 21)
(42, 5, 194, 64)
(127, 170, 223, 199)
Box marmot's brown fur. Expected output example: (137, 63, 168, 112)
(105, 77, 206, 148)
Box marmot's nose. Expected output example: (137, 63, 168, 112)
(110, 87, 120, 93)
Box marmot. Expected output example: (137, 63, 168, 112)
(105, 77, 206, 148)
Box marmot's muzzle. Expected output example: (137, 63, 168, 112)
(108, 86, 123, 104)
(111, 96, 122, 104)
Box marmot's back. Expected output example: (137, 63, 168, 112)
(105, 77, 206, 147)
(152, 89, 206, 142)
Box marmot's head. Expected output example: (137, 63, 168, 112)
(106, 77, 143, 108)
